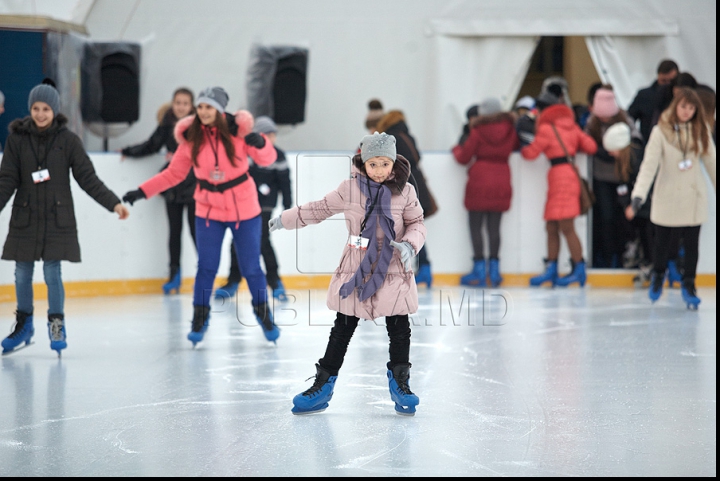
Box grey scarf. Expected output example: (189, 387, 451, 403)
(339, 175, 396, 302)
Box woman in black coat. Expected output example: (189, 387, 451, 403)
(121, 87, 196, 294)
(0, 80, 128, 356)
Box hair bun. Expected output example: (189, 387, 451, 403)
(368, 99, 383, 110)
(41, 77, 57, 88)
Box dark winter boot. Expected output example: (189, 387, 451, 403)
(556, 259, 587, 287)
(2, 310, 34, 355)
(460, 259, 486, 287)
(163, 266, 181, 295)
(187, 305, 211, 346)
(47, 314, 67, 356)
(529, 259, 558, 287)
(292, 363, 338, 415)
(681, 279, 701, 310)
(253, 302, 280, 343)
(388, 363, 419, 416)
(488, 258, 503, 287)
(649, 272, 665, 303)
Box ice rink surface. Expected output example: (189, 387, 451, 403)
(0, 286, 715, 477)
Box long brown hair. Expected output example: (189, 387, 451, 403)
(613, 145, 632, 183)
(665, 87, 710, 155)
(185, 111, 236, 167)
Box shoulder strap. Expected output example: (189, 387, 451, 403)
(550, 124, 574, 163)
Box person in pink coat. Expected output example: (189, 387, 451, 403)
(521, 92, 598, 287)
(269, 132, 426, 416)
(122, 86, 280, 345)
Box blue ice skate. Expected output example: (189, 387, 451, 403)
(272, 279, 288, 302)
(253, 303, 280, 343)
(555, 259, 587, 287)
(47, 314, 67, 356)
(530, 259, 558, 287)
(1, 311, 34, 355)
(415, 264, 432, 288)
(214, 281, 239, 300)
(488, 258, 503, 288)
(292, 364, 337, 415)
(666, 260, 683, 288)
(681, 280, 701, 310)
(163, 267, 181, 295)
(387, 363, 419, 416)
(649, 272, 664, 303)
(460, 259, 486, 287)
(187, 305, 210, 346)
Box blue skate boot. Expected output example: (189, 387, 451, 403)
(488, 258, 503, 287)
(272, 279, 288, 302)
(47, 314, 67, 356)
(649, 272, 664, 303)
(2, 310, 34, 355)
(214, 279, 240, 300)
(163, 266, 181, 295)
(387, 363, 419, 416)
(681, 279, 701, 310)
(666, 260, 683, 288)
(555, 259, 587, 287)
(415, 264, 432, 288)
(292, 363, 337, 415)
(253, 302, 280, 343)
(529, 259, 558, 287)
(187, 305, 210, 346)
(460, 259, 486, 287)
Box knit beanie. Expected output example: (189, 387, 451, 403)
(365, 99, 384, 129)
(253, 116, 278, 134)
(196, 86, 229, 113)
(478, 97, 502, 116)
(593, 88, 619, 118)
(28, 83, 60, 114)
(602, 122, 632, 151)
(360, 132, 396, 162)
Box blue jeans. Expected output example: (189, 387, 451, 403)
(15, 260, 65, 315)
(194, 215, 268, 307)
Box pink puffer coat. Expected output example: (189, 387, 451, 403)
(140, 111, 276, 223)
(281, 156, 426, 320)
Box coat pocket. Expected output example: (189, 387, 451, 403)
(53, 196, 76, 228)
(10, 200, 30, 228)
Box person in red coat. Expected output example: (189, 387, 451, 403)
(521, 92, 598, 287)
(452, 97, 519, 287)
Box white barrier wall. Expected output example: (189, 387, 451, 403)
(0, 151, 715, 286)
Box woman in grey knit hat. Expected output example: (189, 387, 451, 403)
(0, 79, 129, 356)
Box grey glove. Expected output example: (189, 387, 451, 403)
(631, 197, 643, 214)
(268, 216, 284, 233)
(390, 240, 416, 272)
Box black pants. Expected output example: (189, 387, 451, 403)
(228, 211, 280, 287)
(632, 216, 656, 265)
(318, 312, 411, 376)
(653, 225, 700, 281)
(469, 211, 502, 260)
(166, 201, 197, 268)
(592, 179, 634, 267)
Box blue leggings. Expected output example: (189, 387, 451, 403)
(15, 260, 65, 315)
(194, 215, 268, 307)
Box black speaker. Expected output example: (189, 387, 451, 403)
(81, 42, 141, 123)
(247, 45, 308, 125)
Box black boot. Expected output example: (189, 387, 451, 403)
(187, 305, 210, 346)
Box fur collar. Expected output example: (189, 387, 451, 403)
(9, 114, 69, 136)
(352, 153, 411, 194)
(376, 110, 406, 134)
(470, 111, 516, 127)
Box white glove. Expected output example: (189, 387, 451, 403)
(390, 240, 415, 272)
(268, 216, 284, 233)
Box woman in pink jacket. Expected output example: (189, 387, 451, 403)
(122, 87, 280, 345)
(270, 132, 426, 416)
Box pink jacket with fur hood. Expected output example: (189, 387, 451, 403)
(280, 155, 426, 320)
(139, 111, 276, 223)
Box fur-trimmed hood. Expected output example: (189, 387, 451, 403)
(375, 110, 407, 135)
(9, 114, 69, 136)
(352, 153, 411, 194)
(173, 110, 255, 145)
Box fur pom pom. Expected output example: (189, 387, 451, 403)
(234, 110, 254, 138)
(173, 115, 195, 144)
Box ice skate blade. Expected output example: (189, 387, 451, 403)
(291, 404, 328, 415)
(394, 405, 416, 416)
(2, 341, 35, 356)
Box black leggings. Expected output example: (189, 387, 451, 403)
(653, 225, 700, 281)
(469, 211, 502, 260)
(318, 312, 411, 375)
(166, 201, 197, 268)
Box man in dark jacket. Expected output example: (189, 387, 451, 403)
(627, 59, 678, 146)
